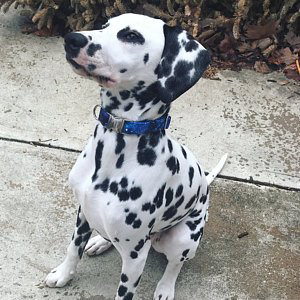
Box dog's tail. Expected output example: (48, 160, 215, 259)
(206, 154, 228, 186)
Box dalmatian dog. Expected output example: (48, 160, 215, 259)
(45, 13, 227, 300)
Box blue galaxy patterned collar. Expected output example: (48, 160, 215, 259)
(93, 105, 171, 135)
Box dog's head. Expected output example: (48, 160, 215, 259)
(64, 13, 210, 104)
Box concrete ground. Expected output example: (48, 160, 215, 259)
(0, 9, 299, 300)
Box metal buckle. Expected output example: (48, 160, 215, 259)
(107, 115, 125, 133)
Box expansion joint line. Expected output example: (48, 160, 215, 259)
(1, 136, 299, 193)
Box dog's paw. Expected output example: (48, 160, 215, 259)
(153, 283, 175, 300)
(85, 235, 112, 256)
(45, 262, 75, 288)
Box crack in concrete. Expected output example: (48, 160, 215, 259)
(1, 136, 299, 193)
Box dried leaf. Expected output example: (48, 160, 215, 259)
(284, 64, 300, 81)
(254, 61, 271, 74)
(218, 34, 234, 53)
(245, 20, 278, 40)
(285, 31, 300, 48)
(269, 48, 297, 66)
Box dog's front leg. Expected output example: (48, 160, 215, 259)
(115, 239, 151, 300)
(45, 206, 92, 287)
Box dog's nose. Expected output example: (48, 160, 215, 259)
(64, 33, 88, 57)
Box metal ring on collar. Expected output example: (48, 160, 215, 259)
(93, 104, 101, 120)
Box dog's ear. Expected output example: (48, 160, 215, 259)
(155, 25, 210, 104)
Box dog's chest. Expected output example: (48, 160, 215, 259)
(69, 123, 206, 238)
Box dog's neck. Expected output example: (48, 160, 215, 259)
(99, 82, 170, 121)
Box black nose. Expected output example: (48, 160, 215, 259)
(64, 32, 88, 57)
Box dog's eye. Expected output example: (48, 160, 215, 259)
(117, 27, 145, 45)
(125, 32, 139, 40)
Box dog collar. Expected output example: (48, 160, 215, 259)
(93, 105, 171, 135)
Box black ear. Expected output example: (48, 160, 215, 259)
(155, 25, 210, 104)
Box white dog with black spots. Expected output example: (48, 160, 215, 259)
(45, 13, 227, 300)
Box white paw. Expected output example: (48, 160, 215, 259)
(153, 283, 175, 300)
(85, 235, 112, 256)
(45, 262, 75, 288)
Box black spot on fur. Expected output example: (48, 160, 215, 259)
(137, 148, 156, 166)
(119, 90, 130, 100)
(87, 43, 101, 56)
(88, 64, 96, 71)
(162, 206, 177, 221)
(110, 181, 118, 194)
(118, 190, 130, 201)
(144, 53, 149, 64)
(175, 184, 183, 198)
(105, 96, 121, 113)
(120, 177, 128, 188)
(197, 163, 202, 175)
(77, 221, 91, 234)
(142, 202, 156, 214)
(181, 146, 187, 159)
(166, 156, 179, 175)
(191, 227, 203, 242)
(92, 140, 104, 182)
(148, 218, 155, 228)
(189, 167, 194, 187)
(115, 134, 126, 154)
(165, 188, 173, 207)
(186, 221, 197, 231)
(185, 195, 197, 209)
(93, 124, 98, 138)
(78, 246, 84, 258)
(133, 219, 142, 228)
(185, 39, 199, 52)
(197, 186, 201, 198)
(190, 209, 202, 218)
(130, 251, 138, 259)
(175, 195, 184, 208)
(167, 139, 173, 152)
(95, 178, 109, 192)
(124, 292, 134, 300)
(116, 154, 124, 168)
(120, 68, 127, 73)
(134, 239, 144, 252)
(154, 184, 166, 208)
(118, 285, 127, 297)
(121, 273, 128, 282)
(130, 187, 142, 200)
(126, 213, 137, 225)
(75, 236, 82, 246)
(182, 249, 190, 257)
(199, 194, 207, 204)
(124, 102, 133, 111)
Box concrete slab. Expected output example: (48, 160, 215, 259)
(1, 10, 300, 189)
(1, 140, 299, 300)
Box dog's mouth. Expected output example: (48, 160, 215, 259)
(66, 56, 116, 87)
